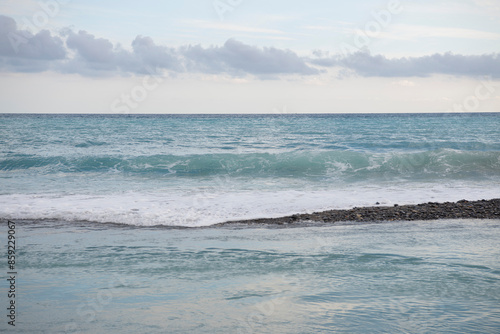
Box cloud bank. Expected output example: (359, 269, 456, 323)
(310, 52, 500, 78)
(0, 15, 317, 77)
(0, 15, 498, 79)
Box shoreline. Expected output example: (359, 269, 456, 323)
(5, 199, 500, 229)
(217, 198, 500, 226)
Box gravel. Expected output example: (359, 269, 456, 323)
(217, 198, 500, 226)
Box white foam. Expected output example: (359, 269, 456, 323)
(1, 183, 498, 227)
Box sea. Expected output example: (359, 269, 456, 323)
(1, 113, 499, 333)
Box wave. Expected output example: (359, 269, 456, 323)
(74, 141, 108, 148)
(1, 149, 499, 181)
(1, 185, 499, 227)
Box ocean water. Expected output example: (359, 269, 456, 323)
(1, 113, 500, 333)
(1, 113, 500, 226)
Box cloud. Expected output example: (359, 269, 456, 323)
(131, 35, 183, 73)
(61, 32, 316, 77)
(182, 39, 320, 76)
(185, 20, 285, 35)
(0, 14, 319, 77)
(0, 15, 66, 71)
(66, 30, 115, 63)
(380, 24, 500, 41)
(0, 15, 499, 79)
(310, 51, 500, 78)
(392, 80, 415, 87)
(61, 31, 182, 75)
(472, 0, 500, 20)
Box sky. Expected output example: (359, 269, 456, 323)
(0, 0, 499, 113)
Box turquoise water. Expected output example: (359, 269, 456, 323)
(1, 113, 500, 333)
(1, 113, 499, 226)
(2, 219, 500, 333)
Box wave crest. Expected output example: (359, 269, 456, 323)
(1, 149, 499, 181)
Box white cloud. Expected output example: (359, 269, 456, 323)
(0, 0, 39, 16)
(183, 20, 285, 35)
(382, 24, 500, 41)
(302, 21, 353, 32)
(472, 0, 500, 20)
(392, 80, 415, 87)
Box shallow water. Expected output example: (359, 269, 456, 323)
(2, 219, 499, 333)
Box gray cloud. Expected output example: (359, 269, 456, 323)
(60, 30, 182, 75)
(310, 51, 500, 78)
(182, 39, 320, 76)
(62, 29, 121, 74)
(66, 30, 115, 63)
(1, 15, 499, 79)
(0, 15, 66, 72)
(131, 36, 182, 73)
(0, 15, 318, 77)
(62, 31, 183, 75)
